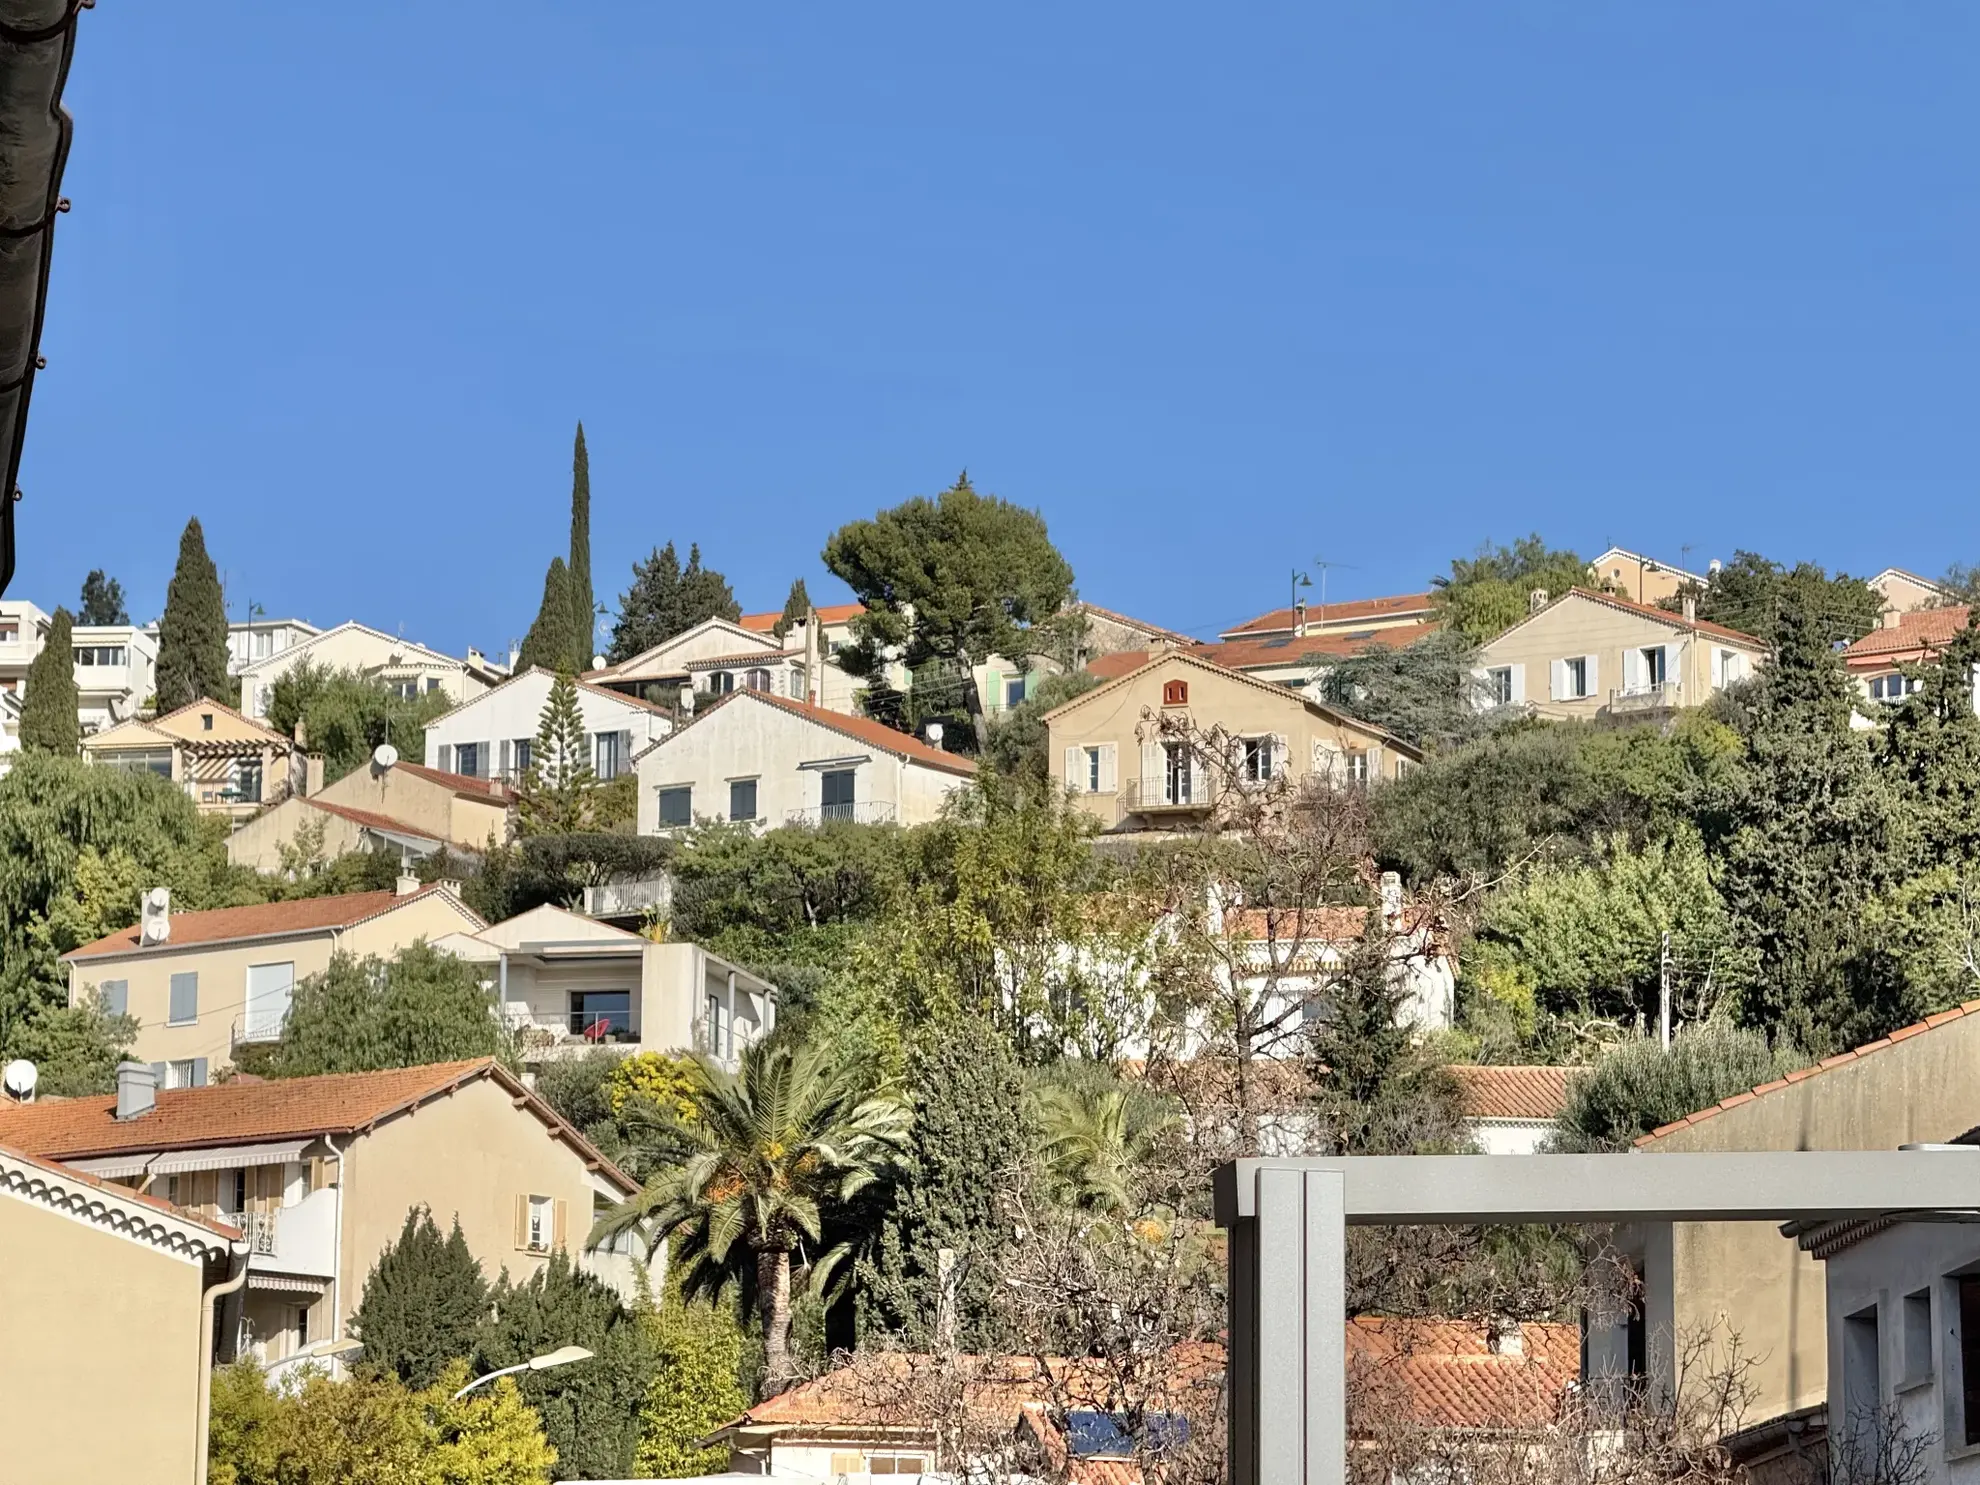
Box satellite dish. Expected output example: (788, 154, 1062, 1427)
(146, 886, 169, 910)
(924, 722, 944, 745)
(591, 654, 606, 670)
(372, 743, 399, 772)
(3, 1060, 37, 1099)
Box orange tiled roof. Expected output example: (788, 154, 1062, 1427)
(1347, 1316, 1578, 1431)
(393, 761, 506, 799)
(1222, 592, 1437, 639)
(1556, 587, 1763, 648)
(1199, 621, 1442, 673)
(305, 799, 443, 844)
(1085, 649, 1159, 681)
(63, 885, 478, 962)
(1447, 1065, 1575, 1123)
(1635, 1000, 1980, 1147)
(0, 1139, 242, 1240)
(663, 690, 978, 777)
(0, 1059, 637, 1191)
(1842, 605, 1974, 662)
(739, 602, 866, 633)
(149, 696, 293, 745)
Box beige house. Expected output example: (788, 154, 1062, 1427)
(64, 884, 486, 1079)
(434, 903, 775, 1067)
(0, 1058, 639, 1376)
(1587, 547, 1710, 607)
(0, 1139, 244, 1485)
(1841, 603, 1975, 707)
(226, 758, 514, 872)
(635, 688, 977, 832)
(1868, 566, 1953, 616)
(1471, 587, 1768, 720)
(1610, 1004, 1980, 1435)
(1043, 649, 1421, 832)
(84, 697, 298, 821)
(236, 620, 489, 721)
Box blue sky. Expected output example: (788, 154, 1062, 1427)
(20, 4, 1980, 653)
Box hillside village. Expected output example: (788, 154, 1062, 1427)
(9, 444, 1980, 1482)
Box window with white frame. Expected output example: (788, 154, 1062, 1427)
(1240, 736, 1276, 784)
(454, 741, 481, 778)
(1347, 751, 1370, 785)
(526, 1194, 552, 1252)
(1564, 656, 1590, 698)
(1486, 667, 1514, 706)
(164, 1059, 201, 1089)
(1638, 645, 1666, 689)
(1869, 673, 1919, 703)
(594, 730, 624, 780)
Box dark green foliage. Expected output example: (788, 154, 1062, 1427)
(155, 517, 232, 711)
(861, 1016, 1031, 1348)
(260, 943, 517, 1078)
(477, 1250, 654, 1481)
(517, 672, 597, 834)
(461, 833, 673, 922)
(1673, 549, 1884, 649)
(1317, 629, 1487, 752)
(980, 669, 1099, 785)
(772, 578, 811, 641)
(668, 820, 897, 966)
(10, 999, 138, 1097)
(1553, 1024, 1798, 1151)
(1873, 615, 1980, 868)
(352, 1206, 491, 1389)
(823, 473, 1077, 747)
(566, 423, 596, 668)
(607, 542, 741, 663)
(530, 1048, 694, 1183)
(519, 557, 581, 675)
(1430, 535, 1590, 644)
(265, 661, 454, 783)
(639, 1285, 750, 1477)
(19, 607, 79, 755)
(77, 570, 128, 625)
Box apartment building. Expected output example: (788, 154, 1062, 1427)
(237, 620, 489, 720)
(227, 616, 320, 677)
(0, 600, 159, 735)
(227, 758, 513, 871)
(1587, 547, 1710, 607)
(1471, 588, 1768, 720)
(423, 665, 672, 784)
(84, 697, 298, 821)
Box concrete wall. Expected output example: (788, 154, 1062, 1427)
(1475, 595, 1764, 720)
(424, 669, 668, 780)
(0, 1189, 210, 1485)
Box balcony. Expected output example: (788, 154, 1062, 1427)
(785, 801, 897, 826)
(1605, 681, 1683, 715)
(1122, 772, 1217, 815)
(222, 1188, 337, 1277)
(583, 875, 672, 919)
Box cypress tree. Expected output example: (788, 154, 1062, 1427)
(566, 422, 595, 669)
(772, 578, 811, 641)
(351, 1206, 491, 1389)
(155, 517, 231, 711)
(19, 607, 80, 755)
(517, 557, 576, 675)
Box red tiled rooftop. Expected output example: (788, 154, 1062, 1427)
(0, 1139, 241, 1240)
(664, 690, 977, 777)
(739, 601, 866, 633)
(63, 885, 474, 962)
(393, 761, 505, 798)
(305, 799, 443, 844)
(1222, 592, 1437, 639)
(1085, 649, 1159, 681)
(1346, 1316, 1578, 1432)
(1199, 621, 1442, 673)
(1447, 1064, 1575, 1123)
(1843, 605, 1974, 662)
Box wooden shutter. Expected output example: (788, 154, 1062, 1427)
(309, 1156, 327, 1191)
(1097, 743, 1117, 793)
(1063, 746, 1085, 793)
(1623, 648, 1643, 693)
(514, 1195, 530, 1250)
(1549, 660, 1567, 701)
(1583, 656, 1599, 696)
(1270, 733, 1288, 780)
(553, 1199, 570, 1253)
(1139, 742, 1162, 801)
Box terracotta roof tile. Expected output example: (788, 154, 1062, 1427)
(305, 799, 443, 843)
(1222, 593, 1437, 639)
(63, 885, 478, 962)
(393, 761, 505, 799)
(739, 602, 866, 633)
(1085, 649, 1159, 682)
(1560, 587, 1764, 647)
(1198, 622, 1442, 673)
(652, 690, 977, 777)
(0, 1139, 242, 1240)
(1843, 606, 1974, 662)
(1447, 1065, 1575, 1123)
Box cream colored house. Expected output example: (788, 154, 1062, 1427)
(1587, 547, 1710, 607)
(0, 1058, 639, 1376)
(226, 758, 513, 872)
(1219, 590, 1437, 641)
(1868, 566, 1953, 616)
(434, 903, 775, 1067)
(1471, 587, 1768, 720)
(0, 1140, 244, 1485)
(635, 688, 976, 833)
(1042, 649, 1421, 833)
(588, 610, 889, 717)
(227, 616, 319, 676)
(64, 884, 486, 1078)
(236, 620, 489, 721)
(423, 665, 672, 783)
(84, 697, 298, 822)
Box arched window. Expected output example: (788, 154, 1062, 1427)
(744, 668, 772, 692)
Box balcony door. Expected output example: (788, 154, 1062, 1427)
(820, 767, 856, 821)
(244, 961, 295, 1042)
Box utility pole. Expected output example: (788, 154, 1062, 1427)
(1659, 930, 1673, 1050)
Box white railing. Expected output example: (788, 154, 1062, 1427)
(1607, 681, 1682, 711)
(221, 1209, 280, 1256)
(784, 801, 897, 826)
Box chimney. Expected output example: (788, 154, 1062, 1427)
(1379, 870, 1403, 928)
(115, 1060, 158, 1120)
(1528, 588, 1550, 615)
(1883, 607, 1904, 631)
(304, 753, 325, 798)
(1682, 592, 1698, 624)
(395, 873, 422, 897)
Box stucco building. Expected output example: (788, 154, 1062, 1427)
(236, 620, 489, 721)
(422, 665, 671, 784)
(84, 697, 298, 822)
(226, 758, 514, 872)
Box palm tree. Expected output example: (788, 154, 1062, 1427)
(589, 1037, 910, 1396)
(1032, 1081, 1178, 1216)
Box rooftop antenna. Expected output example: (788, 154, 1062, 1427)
(1309, 558, 1359, 628)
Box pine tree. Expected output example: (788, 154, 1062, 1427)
(771, 578, 811, 641)
(351, 1206, 491, 1389)
(566, 422, 596, 667)
(517, 557, 577, 675)
(76, 570, 128, 625)
(517, 671, 596, 835)
(607, 542, 741, 662)
(155, 518, 231, 711)
(19, 607, 80, 755)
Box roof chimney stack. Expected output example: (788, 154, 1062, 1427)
(115, 1060, 157, 1120)
(1883, 607, 1903, 631)
(395, 873, 422, 897)
(1682, 592, 1698, 624)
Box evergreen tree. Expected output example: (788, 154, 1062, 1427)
(1673, 550, 1884, 649)
(566, 422, 596, 667)
(155, 517, 231, 711)
(517, 672, 597, 835)
(19, 607, 79, 755)
(1553, 1024, 1798, 1152)
(607, 542, 741, 662)
(352, 1206, 491, 1389)
(637, 1284, 749, 1478)
(860, 1016, 1030, 1349)
(261, 944, 518, 1078)
(518, 557, 579, 674)
(1429, 535, 1592, 644)
(1874, 614, 1980, 868)
(771, 578, 810, 641)
(76, 570, 128, 625)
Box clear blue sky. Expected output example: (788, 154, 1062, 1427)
(20, 4, 1980, 653)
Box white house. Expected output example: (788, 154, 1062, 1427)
(226, 617, 320, 678)
(1446, 1065, 1572, 1155)
(422, 667, 672, 783)
(236, 621, 489, 720)
(585, 616, 801, 709)
(72, 622, 159, 734)
(633, 689, 977, 833)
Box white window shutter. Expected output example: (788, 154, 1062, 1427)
(1550, 660, 1567, 701)
(1064, 746, 1085, 793)
(1970, 662, 1980, 718)
(1663, 642, 1680, 688)
(438, 743, 453, 774)
(499, 739, 511, 779)
(1367, 744, 1386, 780)
(1711, 648, 1725, 689)
(1583, 655, 1599, 697)
(1270, 733, 1288, 779)
(1139, 742, 1162, 800)
(1623, 648, 1643, 693)
(1510, 664, 1526, 704)
(1097, 743, 1117, 793)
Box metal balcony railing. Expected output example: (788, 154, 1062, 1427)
(1122, 773, 1216, 813)
(785, 801, 897, 826)
(1606, 681, 1682, 712)
(231, 1014, 286, 1047)
(221, 1209, 279, 1256)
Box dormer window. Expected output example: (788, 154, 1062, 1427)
(1162, 679, 1189, 707)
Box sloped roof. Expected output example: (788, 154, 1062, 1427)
(1842, 605, 1973, 662)
(1588, 547, 1711, 586)
(392, 761, 507, 800)
(639, 689, 977, 778)
(1345, 1316, 1578, 1431)
(148, 696, 291, 745)
(1075, 602, 1200, 647)
(63, 885, 481, 962)
(1085, 649, 1160, 681)
(1222, 592, 1436, 639)
(586, 617, 782, 682)
(0, 1140, 242, 1246)
(739, 601, 866, 632)
(1198, 621, 1442, 673)
(234, 620, 465, 678)
(305, 798, 444, 847)
(422, 665, 672, 727)
(1484, 587, 1764, 652)
(1447, 1065, 1574, 1123)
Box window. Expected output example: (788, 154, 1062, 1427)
(164, 1059, 204, 1089)
(425, 676, 443, 693)
(1162, 679, 1189, 706)
(1564, 656, 1589, 698)
(231, 1169, 248, 1214)
(657, 786, 693, 827)
(1486, 667, 1513, 706)
(1240, 737, 1276, 784)
(388, 679, 420, 700)
(1163, 742, 1195, 805)
(0, 622, 15, 642)
(244, 962, 296, 1042)
(1640, 646, 1667, 688)
(98, 979, 128, 1017)
(1902, 1289, 1932, 1387)
(1394, 756, 1412, 779)
(454, 741, 481, 778)
(1347, 751, 1370, 785)
(1870, 674, 1920, 703)
(788, 667, 807, 699)
(594, 730, 624, 780)
(744, 668, 772, 692)
(255, 631, 272, 659)
(292, 1304, 310, 1349)
(201, 712, 215, 731)
(526, 1195, 552, 1252)
(512, 738, 532, 775)
(233, 758, 263, 804)
(1086, 747, 1103, 793)
(569, 990, 632, 1042)
(866, 1455, 929, 1476)
(1006, 675, 1027, 709)
(1843, 1306, 1881, 1450)
(705, 992, 730, 1060)
(169, 972, 198, 1026)
(707, 671, 734, 695)
(821, 768, 856, 821)
(72, 645, 127, 667)
(729, 778, 758, 822)
(1961, 1276, 1980, 1445)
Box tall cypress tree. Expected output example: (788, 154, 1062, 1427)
(517, 558, 576, 675)
(19, 607, 80, 755)
(155, 517, 231, 711)
(567, 422, 595, 667)
(772, 577, 811, 641)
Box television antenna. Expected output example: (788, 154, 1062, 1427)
(1309, 558, 1359, 627)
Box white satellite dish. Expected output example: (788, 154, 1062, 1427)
(372, 743, 400, 773)
(924, 722, 944, 745)
(3, 1059, 37, 1099)
(146, 886, 169, 911)
(592, 654, 606, 670)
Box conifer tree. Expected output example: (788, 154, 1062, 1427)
(607, 542, 741, 662)
(76, 570, 128, 625)
(155, 517, 231, 710)
(566, 422, 596, 666)
(351, 1206, 491, 1389)
(518, 557, 577, 675)
(772, 578, 811, 641)
(19, 607, 80, 755)
(517, 671, 596, 835)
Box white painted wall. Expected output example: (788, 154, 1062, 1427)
(423, 670, 669, 780)
(1463, 1118, 1557, 1156)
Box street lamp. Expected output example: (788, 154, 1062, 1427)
(261, 1337, 363, 1383)
(450, 1345, 593, 1401)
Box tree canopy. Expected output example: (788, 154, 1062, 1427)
(353, 1206, 492, 1390)
(155, 517, 232, 711)
(606, 541, 741, 663)
(773, 577, 810, 641)
(1669, 549, 1883, 649)
(77, 569, 128, 625)
(566, 422, 596, 667)
(516, 672, 598, 836)
(266, 661, 454, 782)
(1429, 535, 1592, 644)
(19, 606, 79, 755)
(259, 943, 517, 1078)
(519, 557, 582, 675)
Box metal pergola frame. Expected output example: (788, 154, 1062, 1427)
(1214, 1151, 1980, 1485)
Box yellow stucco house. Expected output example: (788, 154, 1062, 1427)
(227, 758, 513, 872)
(82, 697, 298, 822)
(64, 884, 486, 1081)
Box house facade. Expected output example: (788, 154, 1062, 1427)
(422, 665, 671, 784)
(1219, 590, 1438, 642)
(0, 1059, 639, 1373)
(227, 616, 319, 677)
(434, 903, 775, 1067)
(236, 620, 488, 720)
(0, 600, 160, 735)
(1446, 1064, 1572, 1156)
(226, 759, 513, 872)
(83, 698, 298, 820)
(1588, 547, 1710, 607)
(0, 1140, 243, 1485)
(1869, 567, 1954, 617)
(1841, 605, 1976, 707)
(634, 689, 976, 833)
(64, 884, 486, 1079)
(1472, 588, 1768, 720)
(1043, 649, 1421, 833)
